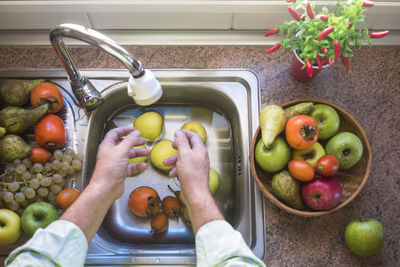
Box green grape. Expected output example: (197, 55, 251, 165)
(8, 200, 19, 211)
(65, 148, 75, 157)
(4, 174, 14, 183)
(62, 154, 72, 164)
(60, 161, 70, 171)
(36, 173, 43, 180)
(25, 188, 36, 199)
(32, 163, 44, 173)
(37, 187, 49, 197)
(34, 196, 44, 202)
(71, 159, 82, 171)
(13, 159, 22, 165)
(50, 184, 62, 194)
(6, 166, 16, 174)
(15, 192, 26, 203)
(53, 149, 64, 161)
(22, 158, 32, 168)
(74, 153, 84, 161)
(8, 182, 20, 192)
(40, 177, 52, 187)
(44, 162, 52, 172)
(47, 192, 56, 203)
(52, 160, 61, 170)
(29, 179, 40, 190)
(20, 186, 27, 193)
(3, 191, 14, 203)
(22, 171, 32, 181)
(57, 170, 67, 178)
(16, 164, 26, 175)
(53, 174, 63, 184)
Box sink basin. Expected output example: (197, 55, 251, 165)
(0, 69, 265, 265)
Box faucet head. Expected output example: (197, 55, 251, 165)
(127, 70, 162, 106)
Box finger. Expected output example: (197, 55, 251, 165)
(172, 142, 178, 150)
(127, 162, 148, 176)
(128, 148, 151, 158)
(163, 155, 178, 166)
(174, 130, 191, 155)
(103, 126, 136, 145)
(181, 130, 205, 150)
(168, 167, 177, 178)
(118, 130, 141, 153)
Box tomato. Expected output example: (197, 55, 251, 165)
(316, 155, 340, 176)
(162, 196, 180, 217)
(34, 114, 65, 150)
(285, 115, 318, 149)
(30, 147, 51, 164)
(129, 186, 161, 217)
(150, 213, 169, 234)
(56, 188, 80, 210)
(30, 82, 64, 113)
(288, 160, 315, 181)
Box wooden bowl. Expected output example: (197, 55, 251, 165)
(250, 98, 372, 217)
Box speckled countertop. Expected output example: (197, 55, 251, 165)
(0, 46, 399, 266)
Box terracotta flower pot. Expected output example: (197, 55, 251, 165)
(290, 51, 328, 83)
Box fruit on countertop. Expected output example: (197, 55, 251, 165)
(56, 188, 80, 210)
(150, 140, 178, 172)
(255, 137, 291, 173)
(0, 134, 31, 162)
(150, 213, 169, 234)
(284, 102, 314, 120)
(259, 105, 286, 148)
(301, 177, 342, 211)
(128, 145, 148, 164)
(21, 201, 59, 237)
(288, 160, 315, 182)
(0, 104, 49, 134)
(316, 155, 340, 177)
(209, 168, 220, 195)
(34, 114, 66, 150)
(345, 218, 384, 256)
(29, 147, 52, 164)
(309, 104, 340, 140)
(292, 142, 325, 168)
(133, 111, 163, 142)
(271, 170, 304, 210)
(0, 209, 21, 245)
(181, 121, 207, 143)
(285, 115, 318, 149)
(0, 79, 44, 106)
(326, 132, 363, 169)
(30, 82, 64, 113)
(161, 196, 180, 217)
(128, 186, 161, 217)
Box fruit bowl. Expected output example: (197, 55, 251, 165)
(250, 98, 372, 217)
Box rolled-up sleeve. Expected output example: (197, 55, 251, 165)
(195, 220, 266, 267)
(5, 220, 88, 267)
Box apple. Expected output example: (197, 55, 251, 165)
(181, 121, 207, 143)
(21, 202, 59, 237)
(301, 177, 342, 211)
(0, 209, 21, 245)
(209, 168, 220, 195)
(309, 104, 340, 140)
(292, 142, 325, 168)
(326, 132, 363, 169)
(255, 136, 291, 173)
(345, 218, 384, 256)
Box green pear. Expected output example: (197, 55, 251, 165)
(0, 79, 44, 106)
(133, 111, 164, 142)
(0, 104, 49, 134)
(271, 170, 304, 210)
(284, 102, 314, 120)
(0, 127, 6, 138)
(0, 134, 31, 162)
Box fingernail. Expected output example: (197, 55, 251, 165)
(175, 130, 184, 137)
(132, 130, 140, 136)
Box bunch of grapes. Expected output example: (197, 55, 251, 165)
(0, 149, 83, 215)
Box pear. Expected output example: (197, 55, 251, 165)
(181, 121, 207, 143)
(259, 105, 286, 148)
(0, 134, 31, 162)
(271, 170, 305, 210)
(0, 127, 6, 138)
(150, 140, 178, 172)
(0, 79, 44, 106)
(0, 104, 49, 134)
(284, 102, 314, 120)
(133, 111, 163, 142)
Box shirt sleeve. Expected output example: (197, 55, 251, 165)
(195, 220, 266, 267)
(5, 220, 88, 267)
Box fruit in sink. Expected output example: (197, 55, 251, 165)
(162, 196, 180, 217)
(133, 111, 163, 142)
(209, 168, 220, 195)
(301, 177, 342, 211)
(0, 134, 31, 162)
(150, 213, 168, 234)
(259, 105, 286, 147)
(284, 102, 314, 120)
(21, 202, 59, 236)
(56, 188, 81, 210)
(168, 186, 191, 225)
(0, 104, 49, 134)
(30, 147, 52, 164)
(129, 145, 148, 164)
(285, 115, 318, 149)
(255, 136, 291, 173)
(316, 155, 340, 177)
(30, 82, 64, 113)
(345, 218, 384, 256)
(288, 160, 315, 182)
(309, 104, 340, 140)
(150, 140, 178, 172)
(292, 142, 325, 168)
(271, 170, 304, 209)
(0, 127, 6, 138)
(0, 79, 44, 106)
(0, 209, 21, 245)
(181, 121, 207, 143)
(129, 186, 161, 217)
(34, 114, 66, 150)
(325, 132, 363, 169)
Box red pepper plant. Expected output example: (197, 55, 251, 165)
(265, 0, 389, 77)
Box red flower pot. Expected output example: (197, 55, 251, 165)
(290, 51, 328, 82)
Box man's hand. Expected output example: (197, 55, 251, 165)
(92, 126, 150, 200)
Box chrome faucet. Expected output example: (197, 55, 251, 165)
(50, 23, 162, 111)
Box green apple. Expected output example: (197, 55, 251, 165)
(209, 168, 220, 195)
(326, 132, 363, 169)
(309, 104, 340, 140)
(181, 121, 207, 143)
(0, 209, 21, 245)
(292, 142, 325, 168)
(345, 218, 384, 256)
(21, 202, 59, 237)
(129, 145, 148, 164)
(255, 136, 291, 173)
(150, 140, 178, 172)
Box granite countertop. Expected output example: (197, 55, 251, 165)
(0, 46, 399, 266)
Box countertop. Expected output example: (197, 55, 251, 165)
(0, 45, 399, 266)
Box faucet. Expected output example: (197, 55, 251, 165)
(49, 23, 162, 111)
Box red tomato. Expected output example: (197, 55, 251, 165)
(30, 147, 51, 164)
(285, 115, 318, 149)
(30, 82, 64, 113)
(316, 155, 340, 176)
(34, 114, 66, 150)
(288, 160, 315, 181)
(129, 186, 161, 217)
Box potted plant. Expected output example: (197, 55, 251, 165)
(265, 0, 389, 82)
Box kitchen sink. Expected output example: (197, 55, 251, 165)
(0, 69, 265, 265)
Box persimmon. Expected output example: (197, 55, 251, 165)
(162, 196, 180, 217)
(34, 114, 65, 150)
(128, 186, 161, 217)
(150, 213, 168, 234)
(288, 160, 315, 182)
(56, 188, 80, 210)
(29, 147, 51, 164)
(30, 82, 64, 113)
(285, 115, 318, 149)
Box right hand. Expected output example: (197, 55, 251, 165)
(164, 130, 210, 206)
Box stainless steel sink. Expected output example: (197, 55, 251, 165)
(0, 69, 265, 265)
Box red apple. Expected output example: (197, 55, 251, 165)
(301, 177, 342, 211)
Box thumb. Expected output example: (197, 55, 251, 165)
(119, 130, 142, 153)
